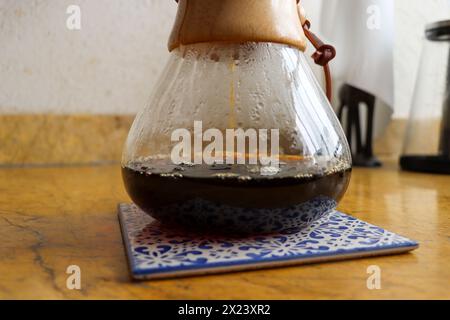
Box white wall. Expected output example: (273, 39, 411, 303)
(393, 0, 450, 118)
(0, 0, 177, 114)
(0, 0, 449, 118)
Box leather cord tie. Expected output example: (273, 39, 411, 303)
(302, 20, 336, 102)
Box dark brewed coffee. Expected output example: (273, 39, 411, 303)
(122, 160, 351, 234)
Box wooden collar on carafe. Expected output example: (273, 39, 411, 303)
(168, 0, 307, 52)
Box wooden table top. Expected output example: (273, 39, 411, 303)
(0, 163, 449, 299)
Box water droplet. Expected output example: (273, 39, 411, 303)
(260, 166, 280, 176)
(160, 173, 183, 179)
(180, 161, 195, 167)
(246, 166, 261, 174)
(213, 173, 240, 179)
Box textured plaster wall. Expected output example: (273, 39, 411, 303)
(0, 0, 449, 118)
(393, 0, 450, 118)
(0, 0, 177, 115)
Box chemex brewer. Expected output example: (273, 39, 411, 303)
(122, 0, 352, 234)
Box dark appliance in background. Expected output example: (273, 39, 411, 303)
(338, 84, 382, 168)
(401, 20, 450, 174)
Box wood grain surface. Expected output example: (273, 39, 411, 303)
(0, 163, 449, 299)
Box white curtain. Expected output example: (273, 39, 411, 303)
(317, 0, 395, 108)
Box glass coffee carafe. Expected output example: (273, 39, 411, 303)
(122, 0, 352, 234)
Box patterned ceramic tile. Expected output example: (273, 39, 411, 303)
(118, 203, 418, 280)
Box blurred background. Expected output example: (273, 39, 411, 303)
(1, 0, 449, 166)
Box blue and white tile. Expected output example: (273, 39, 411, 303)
(118, 204, 418, 280)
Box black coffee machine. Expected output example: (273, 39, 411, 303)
(400, 20, 450, 174)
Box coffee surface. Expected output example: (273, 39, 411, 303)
(122, 159, 351, 233)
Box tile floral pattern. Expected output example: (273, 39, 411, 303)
(119, 204, 418, 279)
